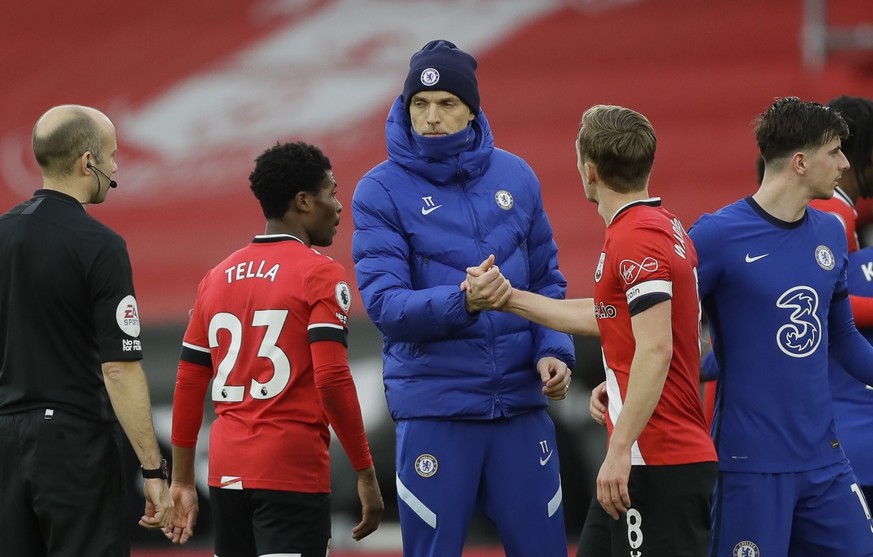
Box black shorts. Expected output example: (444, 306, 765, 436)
(209, 486, 331, 557)
(0, 409, 128, 557)
(577, 461, 717, 557)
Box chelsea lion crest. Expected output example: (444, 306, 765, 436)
(733, 541, 759, 557)
(414, 454, 438, 478)
(495, 190, 513, 210)
(815, 245, 835, 270)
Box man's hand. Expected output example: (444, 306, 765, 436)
(352, 467, 384, 541)
(596, 446, 632, 520)
(139, 478, 174, 529)
(461, 255, 511, 312)
(589, 381, 608, 425)
(538, 356, 571, 400)
(163, 482, 199, 544)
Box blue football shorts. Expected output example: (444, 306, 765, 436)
(394, 410, 567, 557)
(710, 460, 873, 557)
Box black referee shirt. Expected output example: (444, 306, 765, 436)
(0, 189, 143, 422)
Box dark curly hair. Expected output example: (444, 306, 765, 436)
(827, 95, 873, 198)
(249, 141, 332, 220)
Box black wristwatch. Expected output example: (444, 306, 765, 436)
(142, 458, 169, 480)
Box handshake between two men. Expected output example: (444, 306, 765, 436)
(459, 254, 592, 401)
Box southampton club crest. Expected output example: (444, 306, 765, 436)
(594, 252, 606, 282)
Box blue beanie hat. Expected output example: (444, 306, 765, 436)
(402, 40, 480, 114)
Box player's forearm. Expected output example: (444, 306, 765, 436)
(312, 341, 374, 471)
(504, 289, 598, 336)
(171, 445, 196, 485)
(322, 386, 374, 471)
(611, 302, 673, 451)
(609, 347, 671, 451)
(102, 360, 163, 469)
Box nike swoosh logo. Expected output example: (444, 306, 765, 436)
(539, 451, 554, 466)
(421, 205, 443, 215)
(744, 253, 769, 263)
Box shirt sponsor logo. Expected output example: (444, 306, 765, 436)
(775, 286, 821, 358)
(116, 295, 141, 337)
(620, 257, 658, 285)
(594, 301, 617, 319)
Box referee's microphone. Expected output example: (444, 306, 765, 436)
(87, 162, 118, 189)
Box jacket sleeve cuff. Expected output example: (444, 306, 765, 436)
(435, 287, 480, 329)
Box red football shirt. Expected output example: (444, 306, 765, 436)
(810, 187, 859, 252)
(594, 199, 716, 465)
(172, 234, 372, 492)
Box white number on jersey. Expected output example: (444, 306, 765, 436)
(209, 310, 291, 402)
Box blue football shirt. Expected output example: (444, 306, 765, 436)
(690, 197, 848, 473)
(828, 246, 873, 485)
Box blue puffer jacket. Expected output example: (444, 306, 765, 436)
(352, 97, 575, 421)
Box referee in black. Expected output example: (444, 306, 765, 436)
(0, 105, 173, 556)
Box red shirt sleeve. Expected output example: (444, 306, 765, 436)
(171, 360, 212, 448)
(311, 340, 373, 471)
(849, 294, 873, 328)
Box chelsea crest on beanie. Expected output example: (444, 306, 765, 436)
(402, 39, 480, 114)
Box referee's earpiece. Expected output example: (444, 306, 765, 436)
(85, 158, 118, 189)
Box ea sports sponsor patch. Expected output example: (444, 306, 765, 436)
(116, 295, 141, 337)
